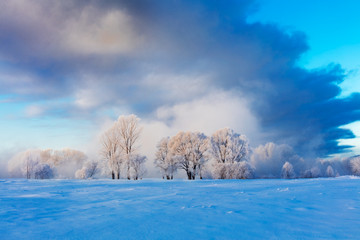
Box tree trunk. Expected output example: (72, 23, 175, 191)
(187, 171, 192, 180)
(127, 163, 131, 180)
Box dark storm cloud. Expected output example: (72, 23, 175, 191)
(0, 0, 359, 156)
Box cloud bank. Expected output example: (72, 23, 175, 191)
(0, 0, 359, 159)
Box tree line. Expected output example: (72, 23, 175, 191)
(7, 114, 360, 180)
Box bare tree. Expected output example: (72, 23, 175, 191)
(169, 132, 193, 180)
(189, 132, 209, 179)
(350, 156, 360, 176)
(19, 150, 43, 179)
(168, 131, 209, 180)
(24, 152, 37, 179)
(154, 137, 177, 180)
(130, 154, 147, 180)
(100, 114, 142, 180)
(115, 114, 142, 180)
(100, 126, 121, 179)
(210, 128, 249, 179)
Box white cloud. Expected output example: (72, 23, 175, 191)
(154, 91, 261, 142)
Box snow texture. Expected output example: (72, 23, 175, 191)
(0, 177, 360, 239)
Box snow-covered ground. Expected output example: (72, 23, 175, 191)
(1, 177, 360, 240)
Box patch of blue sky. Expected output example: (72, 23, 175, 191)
(248, 0, 360, 96)
(0, 96, 94, 152)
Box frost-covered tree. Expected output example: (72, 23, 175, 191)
(168, 131, 209, 180)
(130, 154, 147, 180)
(154, 137, 177, 180)
(189, 132, 209, 179)
(75, 161, 100, 179)
(116, 114, 142, 180)
(350, 156, 360, 176)
(100, 114, 143, 180)
(210, 128, 249, 179)
(101, 126, 121, 179)
(281, 162, 295, 179)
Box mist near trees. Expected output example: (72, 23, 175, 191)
(8, 148, 92, 179)
(5, 114, 360, 180)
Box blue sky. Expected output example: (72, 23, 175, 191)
(0, 0, 359, 162)
(249, 0, 360, 88)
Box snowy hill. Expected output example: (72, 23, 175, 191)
(1, 177, 360, 239)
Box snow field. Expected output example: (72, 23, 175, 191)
(0, 177, 360, 239)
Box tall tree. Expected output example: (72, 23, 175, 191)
(100, 125, 121, 179)
(115, 114, 142, 180)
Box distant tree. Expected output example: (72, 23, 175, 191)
(154, 137, 177, 180)
(281, 162, 295, 179)
(210, 128, 249, 179)
(130, 154, 147, 180)
(326, 165, 335, 177)
(350, 157, 360, 176)
(8, 150, 54, 179)
(8, 148, 86, 179)
(34, 164, 54, 179)
(23, 151, 39, 179)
